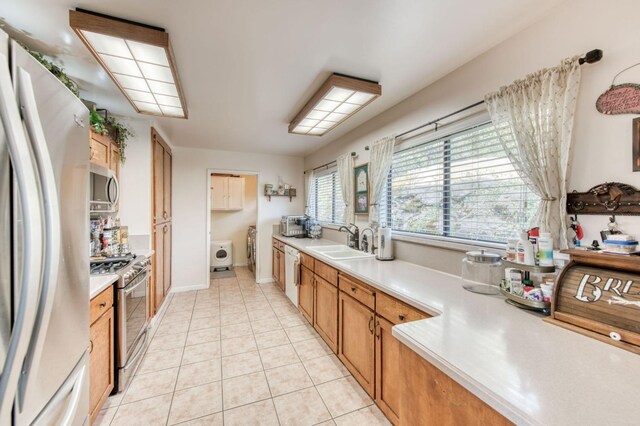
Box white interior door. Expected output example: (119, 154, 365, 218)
(227, 177, 244, 210)
(211, 176, 227, 210)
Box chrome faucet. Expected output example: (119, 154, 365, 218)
(360, 227, 377, 254)
(338, 223, 360, 250)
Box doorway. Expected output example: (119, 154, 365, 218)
(206, 169, 260, 282)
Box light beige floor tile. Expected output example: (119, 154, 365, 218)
(168, 381, 223, 425)
(182, 341, 221, 365)
(220, 303, 247, 315)
(223, 399, 279, 426)
(94, 406, 118, 426)
(315, 421, 337, 426)
(102, 392, 123, 409)
(122, 367, 178, 404)
(245, 306, 275, 319)
(219, 312, 250, 326)
(284, 324, 317, 343)
(222, 371, 271, 409)
(264, 362, 314, 397)
(249, 317, 282, 333)
(278, 314, 307, 328)
(175, 413, 223, 425)
(112, 393, 173, 426)
(191, 307, 220, 319)
(155, 319, 191, 336)
(186, 326, 221, 346)
(303, 354, 350, 384)
(220, 321, 253, 339)
(221, 334, 257, 357)
(316, 376, 373, 418)
(292, 337, 333, 361)
(147, 332, 187, 353)
(176, 358, 222, 390)
(273, 387, 332, 426)
(190, 316, 221, 331)
(259, 344, 300, 370)
(162, 310, 192, 323)
(137, 347, 183, 374)
(334, 405, 391, 425)
(254, 329, 290, 349)
(221, 350, 263, 378)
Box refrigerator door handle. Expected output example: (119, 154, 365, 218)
(0, 52, 44, 423)
(14, 67, 62, 407)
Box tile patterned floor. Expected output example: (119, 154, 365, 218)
(96, 266, 391, 426)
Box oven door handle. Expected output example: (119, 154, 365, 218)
(122, 328, 148, 372)
(123, 271, 149, 295)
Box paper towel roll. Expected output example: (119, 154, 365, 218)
(377, 227, 394, 260)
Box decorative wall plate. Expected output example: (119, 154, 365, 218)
(596, 83, 640, 115)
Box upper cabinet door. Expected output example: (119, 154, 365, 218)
(211, 176, 228, 210)
(227, 177, 245, 210)
(89, 131, 110, 169)
(163, 149, 172, 221)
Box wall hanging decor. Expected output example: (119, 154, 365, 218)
(566, 182, 640, 215)
(354, 163, 369, 215)
(633, 117, 640, 172)
(596, 63, 640, 114)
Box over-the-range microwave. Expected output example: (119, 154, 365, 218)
(90, 164, 119, 214)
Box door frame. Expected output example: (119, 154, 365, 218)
(206, 168, 260, 285)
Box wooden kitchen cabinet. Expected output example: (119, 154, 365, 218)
(375, 315, 401, 424)
(299, 265, 314, 323)
(278, 245, 285, 291)
(89, 287, 115, 424)
(399, 343, 511, 426)
(211, 176, 245, 211)
(272, 246, 280, 283)
(338, 291, 376, 397)
(151, 128, 172, 315)
(89, 131, 110, 169)
(314, 275, 338, 352)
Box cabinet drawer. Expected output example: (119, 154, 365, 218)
(300, 252, 315, 271)
(315, 260, 338, 285)
(278, 241, 286, 251)
(272, 238, 279, 248)
(377, 291, 429, 325)
(339, 274, 375, 310)
(90, 285, 114, 325)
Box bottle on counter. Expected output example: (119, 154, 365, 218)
(538, 232, 554, 267)
(516, 230, 535, 265)
(506, 238, 518, 261)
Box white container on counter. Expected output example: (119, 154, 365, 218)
(461, 250, 504, 295)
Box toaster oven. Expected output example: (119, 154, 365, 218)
(280, 215, 308, 238)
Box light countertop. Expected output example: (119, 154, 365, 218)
(89, 274, 118, 299)
(274, 234, 640, 425)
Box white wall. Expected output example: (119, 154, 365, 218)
(210, 174, 258, 266)
(304, 0, 640, 275)
(117, 117, 152, 249)
(173, 148, 304, 290)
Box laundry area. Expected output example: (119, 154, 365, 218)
(209, 172, 258, 279)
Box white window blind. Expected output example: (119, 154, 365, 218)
(311, 168, 345, 224)
(381, 121, 539, 244)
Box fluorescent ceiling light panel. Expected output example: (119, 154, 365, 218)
(70, 9, 187, 118)
(289, 73, 381, 136)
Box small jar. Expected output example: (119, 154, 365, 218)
(506, 239, 518, 261)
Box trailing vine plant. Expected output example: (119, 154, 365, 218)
(105, 116, 134, 164)
(26, 48, 80, 97)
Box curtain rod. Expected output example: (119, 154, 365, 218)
(362, 48, 603, 150)
(304, 151, 356, 174)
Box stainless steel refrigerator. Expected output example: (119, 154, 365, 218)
(0, 28, 90, 425)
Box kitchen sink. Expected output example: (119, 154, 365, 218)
(307, 245, 375, 260)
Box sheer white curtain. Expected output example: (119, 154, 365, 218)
(484, 56, 582, 249)
(337, 153, 354, 225)
(304, 169, 314, 216)
(368, 135, 395, 226)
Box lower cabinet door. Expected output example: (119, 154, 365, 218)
(298, 266, 314, 324)
(89, 307, 114, 422)
(338, 292, 375, 397)
(279, 249, 285, 291)
(272, 247, 279, 283)
(375, 315, 401, 424)
(313, 276, 338, 353)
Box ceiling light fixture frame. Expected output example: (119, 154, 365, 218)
(69, 8, 188, 119)
(289, 73, 381, 136)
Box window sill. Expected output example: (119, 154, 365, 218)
(391, 231, 507, 254)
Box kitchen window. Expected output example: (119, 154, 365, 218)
(311, 168, 345, 224)
(380, 121, 539, 244)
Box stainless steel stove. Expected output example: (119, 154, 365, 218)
(89, 254, 136, 275)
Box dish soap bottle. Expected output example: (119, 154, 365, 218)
(538, 232, 554, 267)
(517, 230, 535, 265)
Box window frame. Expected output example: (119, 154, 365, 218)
(381, 115, 538, 249)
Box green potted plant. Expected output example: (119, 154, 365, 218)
(25, 48, 80, 97)
(89, 108, 109, 136)
(105, 116, 134, 164)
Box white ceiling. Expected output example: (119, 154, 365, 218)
(1, 0, 563, 156)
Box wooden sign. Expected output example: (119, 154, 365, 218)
(596, 84, 640, 115)
(546, 250, 640, 354)
(566, 182, 640, 216)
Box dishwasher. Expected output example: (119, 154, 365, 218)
(284, 245, 300, 306)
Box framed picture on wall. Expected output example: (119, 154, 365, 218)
(633, 117, 640, 172)
(354, 163, 369, 215)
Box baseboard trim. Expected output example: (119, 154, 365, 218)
(233, 263, 248, 267)
(256, 278, 275, 284)
(171, 284, 209, 293)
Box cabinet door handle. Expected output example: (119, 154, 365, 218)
(163, 211, 168, 219)
(368, 316, 374, 334)
(375, 320, 381, 339)
(89, 147, 94, 160)
(89, 340, 94, 353)
(163, 225, 168, 233)
(99, 302, 106, 308)
(398, 314, 406, 321)
(350, 286, 356, 292)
